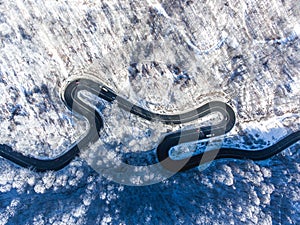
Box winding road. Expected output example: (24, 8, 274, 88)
(0, 78, 299, 172)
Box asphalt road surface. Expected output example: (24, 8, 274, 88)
(0, 78, 299, 173)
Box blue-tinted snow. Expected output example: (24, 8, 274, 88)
(0, 0, 300, 224)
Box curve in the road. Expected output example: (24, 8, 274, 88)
(0, 78, 299, 172)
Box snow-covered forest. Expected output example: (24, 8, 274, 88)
(0, 0, 299, 224)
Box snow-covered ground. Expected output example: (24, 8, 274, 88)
(0, 0, 299, 224)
